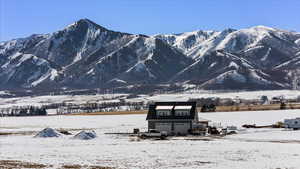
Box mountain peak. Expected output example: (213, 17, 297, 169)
(66, 18, 108, 31)
(76, 18, 96, 25)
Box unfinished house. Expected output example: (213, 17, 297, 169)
(146, 102, 199, 135)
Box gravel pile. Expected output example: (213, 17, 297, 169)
(73, 130, 97, 140)
(34, 128, 61, 138)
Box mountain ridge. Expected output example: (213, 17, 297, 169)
(1, 19, 300, 93)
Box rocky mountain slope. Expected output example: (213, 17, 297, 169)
(1, 19, 300, 92)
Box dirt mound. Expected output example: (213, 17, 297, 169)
(73, 130, 97, 140)
(34, 128, 61, 138)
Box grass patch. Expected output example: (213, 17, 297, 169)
(212, 103, 300, 112)
(61, 164, 114, 169)
(0, 160, 114, 169)
(0, 131, 36, 136)
(0, 160, 48, 169)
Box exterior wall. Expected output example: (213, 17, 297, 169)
(148, 121, 155, 130)
(155, 122, 173, 134)
(148, 120, 192, 135)
(173, 122, 190, 135)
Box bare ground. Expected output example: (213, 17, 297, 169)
(0, 160, 48, 169)
(0, 160, 114, 169)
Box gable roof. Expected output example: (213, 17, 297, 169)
(146, 102, 197, 120)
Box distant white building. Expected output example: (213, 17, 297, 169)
(284, 118, 300, 129)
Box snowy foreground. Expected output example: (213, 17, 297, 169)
(1, 110, 300, 169)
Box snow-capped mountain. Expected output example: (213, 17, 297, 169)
(1, 19, 300, 92)
(156, 26, 300, 90)
(0, 19, 191, 91)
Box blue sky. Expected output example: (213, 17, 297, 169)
(1, 0, 300, 41)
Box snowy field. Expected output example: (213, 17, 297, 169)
(132, 90, 300, 102)
(0, 93, 127, 109)
(0, 90, 300, 109)
(1, 109, 300, 169)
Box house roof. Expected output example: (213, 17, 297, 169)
(156, 106, 174, 110)
(174, 105, 192, 110)
(146, 102, 197, 120)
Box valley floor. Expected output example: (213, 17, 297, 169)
(1, 90, 300, 109)
(1, 109, 300, 169)
(1, 90, 300, 116)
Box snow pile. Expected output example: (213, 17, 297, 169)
(73, 130, 97, 140)
(34, 128, 61, 138)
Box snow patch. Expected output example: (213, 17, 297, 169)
(261, 48, 271, 61)
(228, 62, 239, 69)
(126, 62, 156, 78)
(295, 39, 300, 46)
(108, 78, 127, 84)
(49, 69, 58, 81)
(208, 62, 217, 68)
(31, 69, 58, 86)
(86, 68, 95, 75)
(248, 70, 271, 85)
(243, 45, 264, 53)
(214, 70, 247, 84)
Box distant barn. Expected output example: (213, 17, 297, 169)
(146, 102, 199, 135)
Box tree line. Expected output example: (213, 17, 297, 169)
(0, 106, 47, 117)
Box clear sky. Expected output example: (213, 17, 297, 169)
(1, 0, 300, 41)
